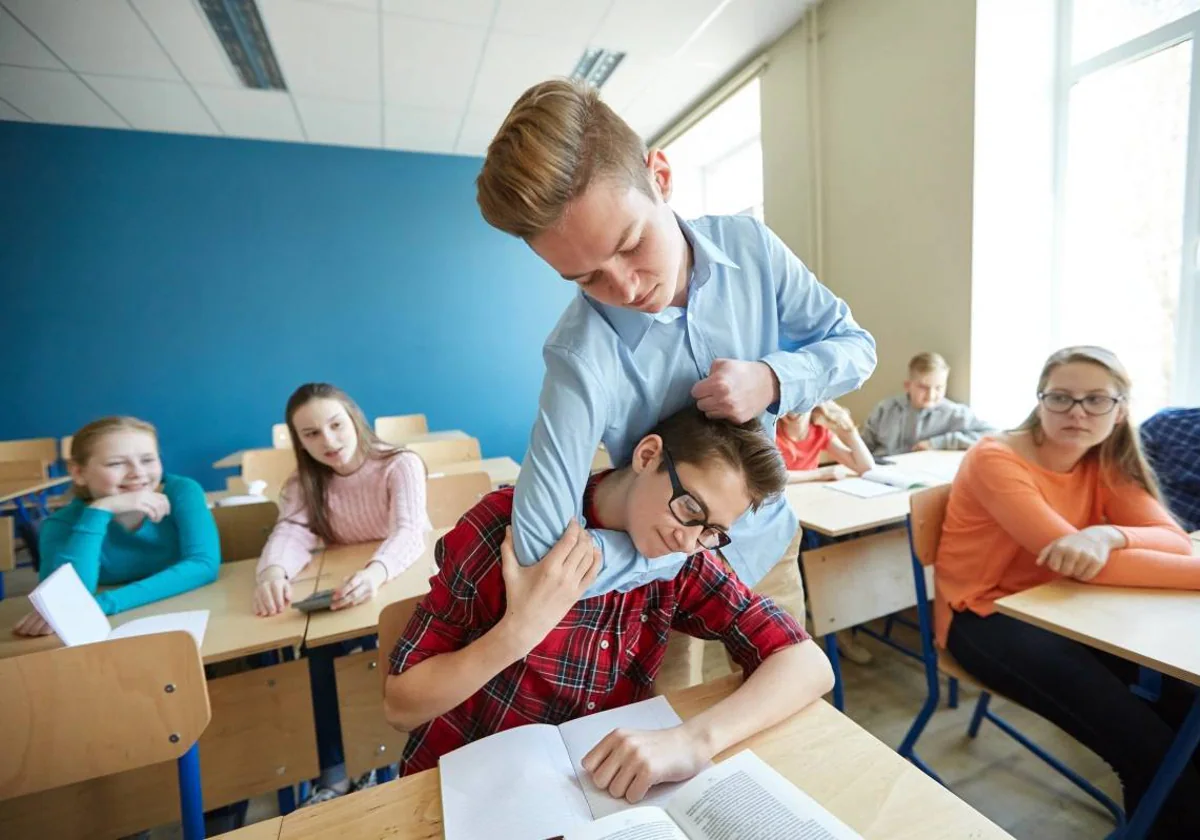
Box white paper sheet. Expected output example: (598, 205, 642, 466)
(109, 610, 209, 647)
(27, 564, 111, 646)
(823, 478, 899, 499)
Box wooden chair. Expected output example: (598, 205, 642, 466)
(213, 500, 279, 563)
(271, 424, 292, 449)
(241, 449, 297, 503)
(406, 437, 481, 469)
(0, 459, 46, 483)
(0, 438, 57, 470)
(426, 471, 491, 529)
(374, 414, 429, 444)
(0, 632, 212, 840)
(898, 486, 1125, 828)
(60, 436, 73, 463)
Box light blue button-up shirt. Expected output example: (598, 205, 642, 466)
(513, 214, 877, 594)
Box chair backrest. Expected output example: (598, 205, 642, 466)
(0, 517, 14, 574)
(213, 500, 280, 563)
(426, 471, 491, 529)
(377, 598, 421, 676)
(0, 438, 58, 467)
(0, 459, 48, 482)
(0, 632, 210, 800)
(271, 423, 292, 449)
(60, 436, 73, 462)
(374, 414, 429, 444)
(241, 448, 298, 503)
(406, 437, 482, 468)
(909, 484, 953, 567)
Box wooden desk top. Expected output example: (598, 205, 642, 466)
(303, 528, 451, 649)
(276, 674, 1010, 840)
(0, 476, 72, 505)
(997, 544, 1200, 687)
(786, 451, 964, 537)
(0, 559, 319, 663)
(214, 817, 283, 840)
(214, 432, 469, 470)
(427, 456, 520, 488)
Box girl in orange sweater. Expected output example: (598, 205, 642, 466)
(937, 346, 1200, 836)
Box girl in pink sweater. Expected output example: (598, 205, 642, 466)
(253, 382, 430, 804)
(253, 383, 430, 617)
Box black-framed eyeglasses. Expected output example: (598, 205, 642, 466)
(1038, 391, 1123, 416)
(661, 446, 732, 551)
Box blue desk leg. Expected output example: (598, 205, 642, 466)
(177, 743, 205, 840)
(823, 633, 845, 711)
(1122, 693, 1200, 839)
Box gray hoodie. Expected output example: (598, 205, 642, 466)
(861, 394, 994, 456)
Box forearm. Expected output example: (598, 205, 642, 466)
(97, 556, 219, 615)
(788, 468, 831, 484)
(384, 618, 529, 731)
(680, 640, 832, 758)
(833, 427, 875, 474)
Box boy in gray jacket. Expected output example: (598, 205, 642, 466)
(861, 352, 993, 456)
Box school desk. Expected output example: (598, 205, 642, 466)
(996, 562, 1200, 839)
(427, 455, 520, 488)
(213, 431, 469, 470)
(0, 559, 324, 837)
(275, 673, 1013, 840)
(214, 817, 283, 840)
(0, 475, 72, 594)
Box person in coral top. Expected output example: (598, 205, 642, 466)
(936, 346, 1200, 836)
(775, 401, 875, 483)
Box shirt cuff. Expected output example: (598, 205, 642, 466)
(761, 350, 818, 416)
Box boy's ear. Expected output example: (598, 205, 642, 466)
(646, 148, 673, 203)
(631, 434, 664, 474)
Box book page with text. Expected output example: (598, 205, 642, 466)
(558, 696, 689, 820)
(665, 751, 861, 840)
(564, 806, 688, 840)
(440, 723, 592, 840)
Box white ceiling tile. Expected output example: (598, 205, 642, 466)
(4, 0, 179, 80)
(381, 16, 486, 111)
(130, 0, 239, 87)
(308, 0, 377, 9)
(466, 32, 582, 114)
(493, 0, 610, 42)
(0, 65, 126, 127)
(194, 85, 304, 142)
(84, 75, 217, 134)
(384, 104, 462, 154)
(0, 6, 65, 69)
(454, 109, 506, 156)
(296, 96, 382, 147)
(259, 0, 379, 102)
(678, 0, 809, 71)
(0, 99, 31, 121)
(590, 0, 724, 60)
(382, 0, 496, 28)
(597, 53, 661, 112)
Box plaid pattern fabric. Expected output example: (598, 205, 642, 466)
(1141, 408, 1200, 533)
(388, 478, 808, 776)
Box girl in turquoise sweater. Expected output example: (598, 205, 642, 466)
(13, 416, 220, 635)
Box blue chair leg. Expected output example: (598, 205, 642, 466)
(1123, 694, 1200, 839)
(298, 780, 312, 803)
(0, 569, 5, 601)
(823, 632, 845, 711)
(277, 786, 297, 815)
(376, 764, 397, 783)
(947, 676, 959, 709)
(176, 743, 205, 840)
(883, 615, 896, 639)
(967, 691, 990, 738)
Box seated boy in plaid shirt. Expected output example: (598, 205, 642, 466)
(385, 407, 834, 803)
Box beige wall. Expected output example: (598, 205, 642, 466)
(761, 0, 977, 420)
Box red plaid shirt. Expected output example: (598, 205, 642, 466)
(388, 474, 808, 776)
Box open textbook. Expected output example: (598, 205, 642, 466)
(824, 463, 957, 499)
(29, 564, 208, 648)
(439, 697, 860, 840)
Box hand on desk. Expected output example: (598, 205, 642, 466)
(582, 724, 710, 804)
(911, 440, 932, 452)
(13, 610, 54, 637)
(1036, 526, 1125, 582)
(254, 566, 293, 616)
(333, 562, 388, 610)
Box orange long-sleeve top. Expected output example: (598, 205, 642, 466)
(934, 437, 1200, 647)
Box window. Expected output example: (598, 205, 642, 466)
(1055, 0, 1200, 418)
(662, 78, 763, 220)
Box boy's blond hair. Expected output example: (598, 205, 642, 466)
(908, 352, 950, 377)
(477, 78, 654, 240)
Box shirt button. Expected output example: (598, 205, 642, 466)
(600, 640, 610, 650)
(639, 614, 648, 623)
(587, 702, 596, 711)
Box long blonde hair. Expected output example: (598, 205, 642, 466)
(284, 383, 405, 545)
(1015, 346, 1161, 499)
(68, 416, 160, 500)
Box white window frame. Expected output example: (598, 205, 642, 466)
(1053, 2, 1200, 404)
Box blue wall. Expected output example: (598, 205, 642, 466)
(0, 122, 574, 489)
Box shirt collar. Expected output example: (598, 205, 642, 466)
(590, 215, 740, 350)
